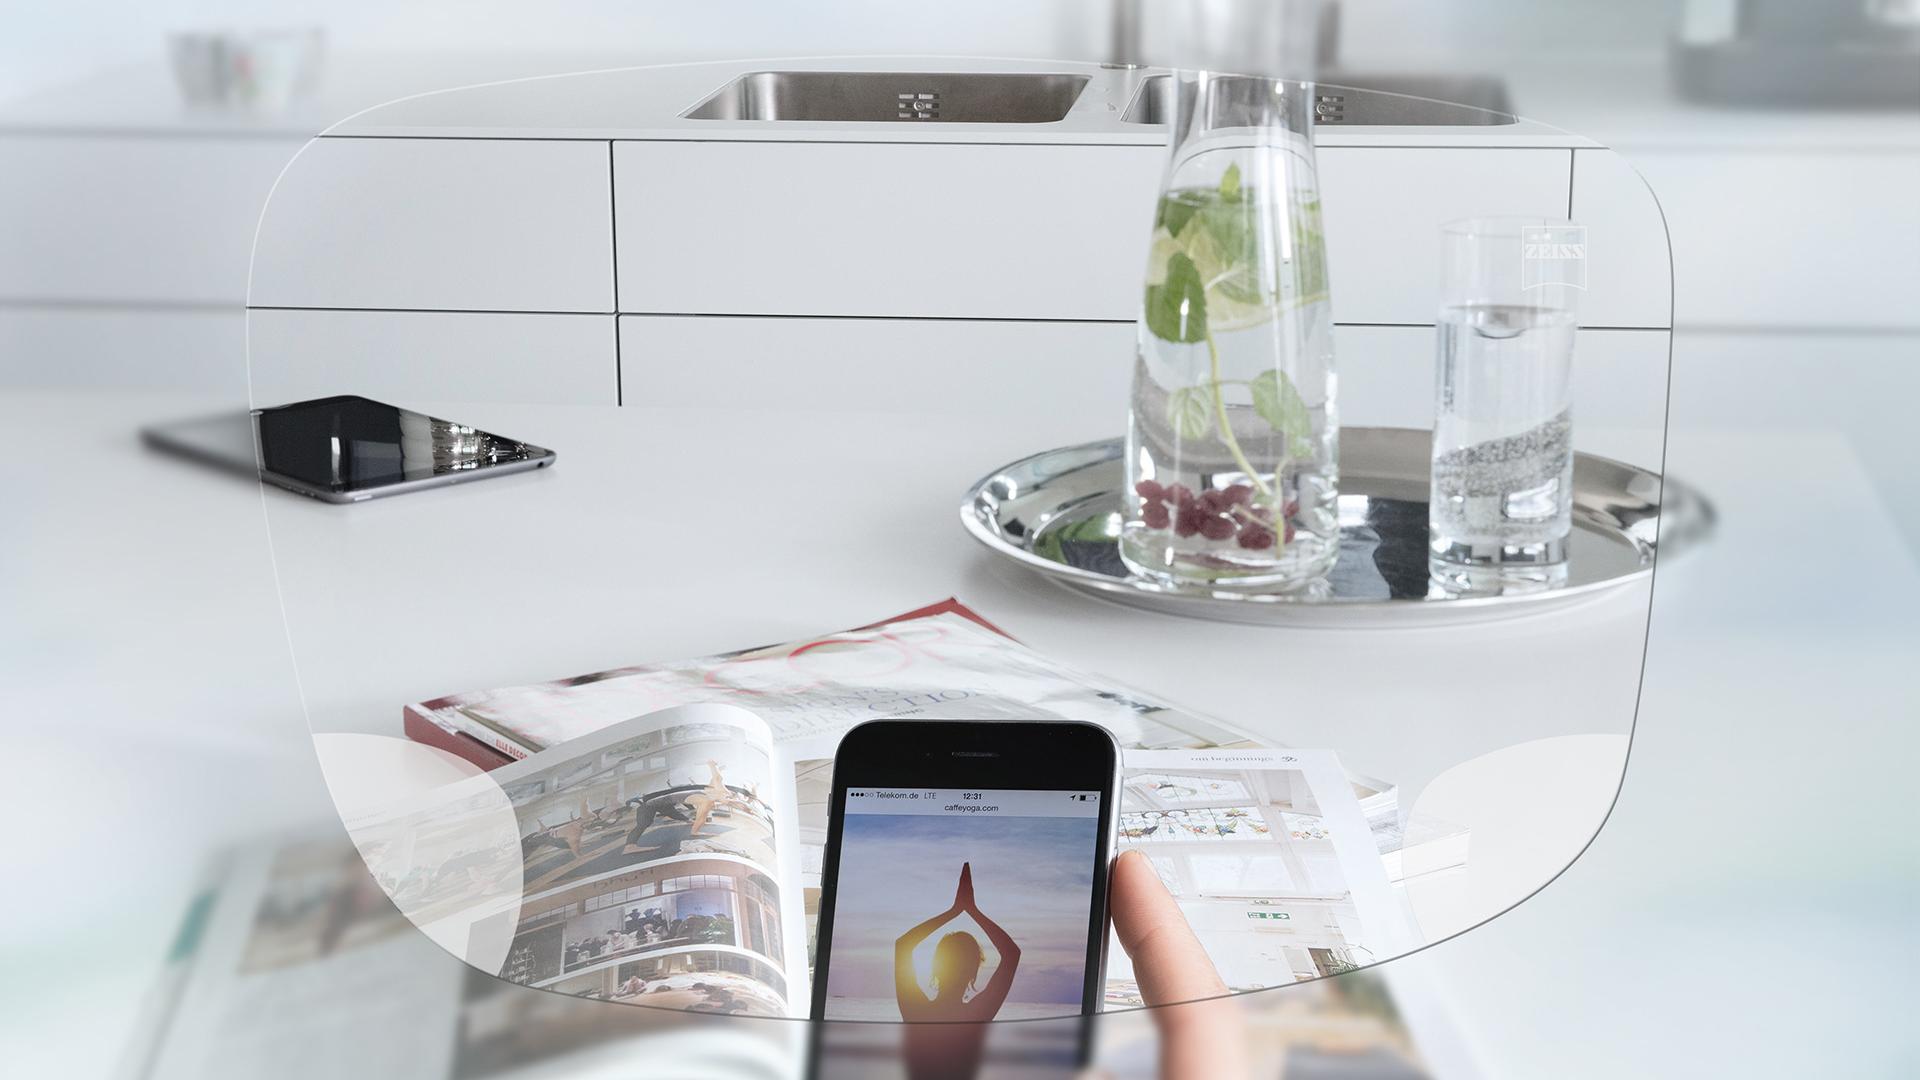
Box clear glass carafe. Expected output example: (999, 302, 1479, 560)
(1121, 73, 1338, 590)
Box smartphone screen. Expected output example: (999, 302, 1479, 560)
(810, 721, 1117, 1080)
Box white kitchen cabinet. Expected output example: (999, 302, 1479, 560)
(0, 135, 299, 304)
(619, 316, 1668, 468)
(617, 143, 1587, 329)
(247, 309, 618, 407)
(1625, 148, 1920, 330)
(0, 305, 247, 394)
(249, 138, 614, 313)
(1335, 324, 1670, 469)
(1317, 147, 1573, 326)
(614, 140, 1165, 321)
(1572, 148, 1673, 330)
(618, 314, 1135, 417)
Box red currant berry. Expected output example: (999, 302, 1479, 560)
(1174, 502, 1209, 537)
(1199, 514, 1235, 541)
(1237, 526, 1275, 549)
(1135, 479, 1165, 502)
(1142, 502, 1171, 529)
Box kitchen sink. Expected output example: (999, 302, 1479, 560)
(682, 71, 1091, 123)
(1122, 73, 1515, 126)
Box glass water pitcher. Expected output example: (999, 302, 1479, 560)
(1121, 73, 1339, 591)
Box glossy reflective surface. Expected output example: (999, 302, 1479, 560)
(1122, 73, 1517, 126)
(683, 71, 1091, 123)
(963, 428, 1709, 626)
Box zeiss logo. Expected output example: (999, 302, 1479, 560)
(1521, 224, 1587, 291)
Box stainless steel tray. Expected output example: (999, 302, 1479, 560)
(960, 428, 1711, 627)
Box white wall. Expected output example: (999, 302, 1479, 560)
(0, 0, 1114, 102)
(0, 0, 1686, 104)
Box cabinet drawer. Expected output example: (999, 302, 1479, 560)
(250, 138, 614, 313)
(1317, 147, 1572, 325)
(618, 314, 1134, 417)
(0, 135, 297, 304)
(247, 309, 617, 406)
(617, 142, 1579, 327)
(614, 141, 1164, 321)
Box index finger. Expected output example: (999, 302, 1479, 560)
(1108, 849, 1226, 1006)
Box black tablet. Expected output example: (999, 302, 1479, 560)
(143, 395, 555, 503)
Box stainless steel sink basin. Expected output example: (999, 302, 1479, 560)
(1122, 73, 1515, 126)
(683, 71, 1090, 123)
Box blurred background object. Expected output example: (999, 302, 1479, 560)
(168, 27, 325, 112)
(1671, 0, 1920, 107)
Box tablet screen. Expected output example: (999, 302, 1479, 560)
(254, 396, 547, 494)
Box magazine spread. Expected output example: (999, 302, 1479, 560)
(403, 601, 1257, 765)
(399, 598, 1462, 887)
(124, 831, 1464, 1080)
(119, 599, 1468, 1078)
(344, 701, 1423, 1023)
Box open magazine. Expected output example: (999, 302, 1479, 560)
(122, 831, 1470, 1080)
(345, 704, 1420, 1022)
(402, 600, 1258, 767)
(400, 598, 1462, 885)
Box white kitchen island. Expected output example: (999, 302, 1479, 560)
(237, 57, 1672, 474)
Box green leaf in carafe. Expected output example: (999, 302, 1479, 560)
(1166, 385, 1214, 440)
(1250, 369, 1317, 458)
(1144, 250, 1209, 344)
(1219, 162, 1243, 202)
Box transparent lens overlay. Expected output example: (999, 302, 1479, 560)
(230, 63, 1680, 1068)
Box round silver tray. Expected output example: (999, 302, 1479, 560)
(961, 428, 1712, 627)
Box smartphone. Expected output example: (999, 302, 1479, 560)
(809, 720, 1120, 1080)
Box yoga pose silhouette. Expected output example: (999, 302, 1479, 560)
(893, 862, 1021, 1079)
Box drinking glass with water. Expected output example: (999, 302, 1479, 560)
(1430, 216, 1584, 593)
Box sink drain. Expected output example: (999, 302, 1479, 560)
(896, 91, 940, 120)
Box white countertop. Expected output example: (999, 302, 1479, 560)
(247, 397, 1645, 794)
(5, 370, 1914, 1076)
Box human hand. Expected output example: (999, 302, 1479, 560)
(1108, 850, 1248, 1080)
(953, 861, 975, 912)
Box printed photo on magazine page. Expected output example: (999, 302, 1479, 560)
(346, 704, 810, 1019)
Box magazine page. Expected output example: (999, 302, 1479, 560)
(448, 965, 800, 1080)
(129, 833, 465, 1080)
(408, 603, 1257, 762)
(345, 703, 812, 1020)
(125, 831, 802, 1080)
(1105, 749, 1421, 1005)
